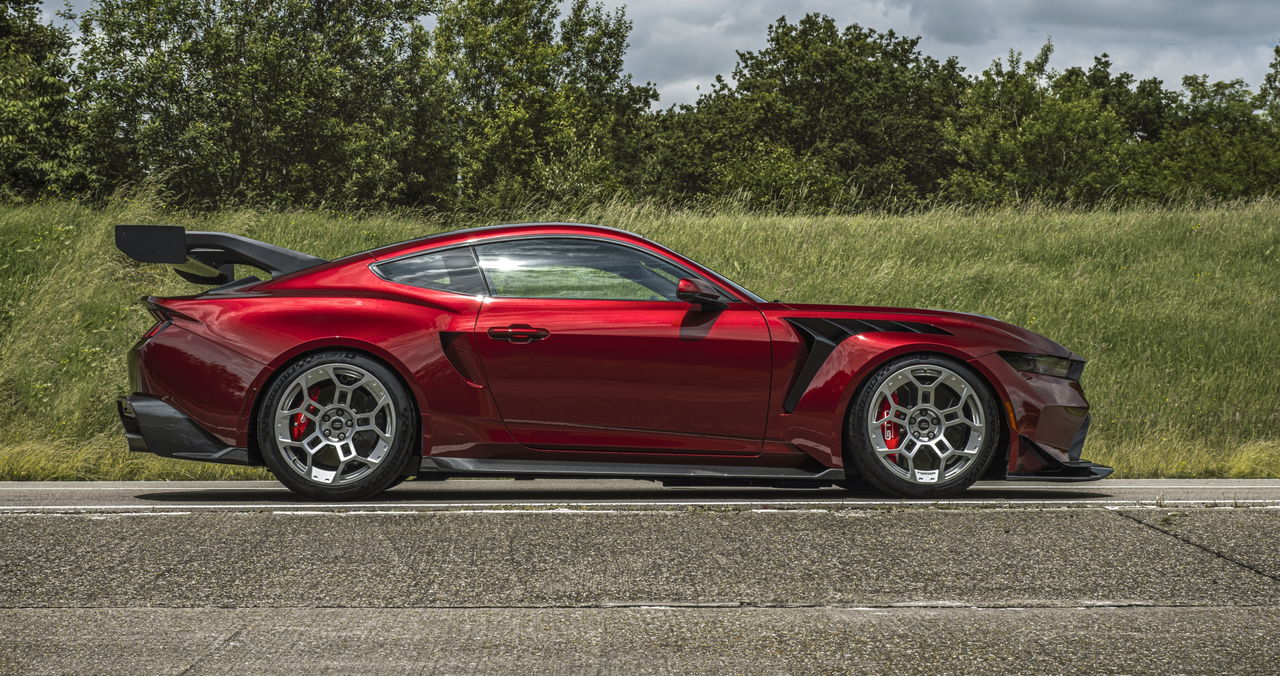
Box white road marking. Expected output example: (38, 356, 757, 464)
(2, 498, 1280, 513)
(0, 486, 291, 491)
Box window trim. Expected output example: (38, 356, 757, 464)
(373, 234, 743, 304)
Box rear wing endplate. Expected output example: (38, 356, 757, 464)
(115, 225, 327, 285)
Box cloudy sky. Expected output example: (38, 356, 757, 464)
(43, 0, 1280, 106)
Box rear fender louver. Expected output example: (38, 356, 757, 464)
(781, 318, 950, 413)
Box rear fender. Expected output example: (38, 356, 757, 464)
(155, 290, 494, 453)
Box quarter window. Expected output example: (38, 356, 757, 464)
(375, 247, 487, 295)
(474, 238, 693, 301)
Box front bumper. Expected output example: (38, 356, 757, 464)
(117, 395, 258, 466)
(972, 353, 1114, 482)
(1006, 415, 1114, 481)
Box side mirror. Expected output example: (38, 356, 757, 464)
(676, 278, 725, 309)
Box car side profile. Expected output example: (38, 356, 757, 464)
(115, 222, 1112, 500)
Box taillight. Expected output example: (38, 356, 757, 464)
(141, 320, 169, 340)
(138, 297, 198, 341)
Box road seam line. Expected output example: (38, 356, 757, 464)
(3, 601, 1278, 611)
(1112, 510, 1280, 586)
(176, 626, 247, 676)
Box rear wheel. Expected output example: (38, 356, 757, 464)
(844, 355, 998, 498)
(258, 351, 417, 500)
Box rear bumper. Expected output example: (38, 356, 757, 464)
(117, 395, 258, 466)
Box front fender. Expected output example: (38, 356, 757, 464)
(765, 327, 1012, 470)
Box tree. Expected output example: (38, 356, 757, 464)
(646, 14, 967, 209)
(940, 43, 1132, 204)
(77, 0, 446, 208)
(431, 0, 656, 208)
(1131, 74, 1280, 200)
(0, 0, 83, 200)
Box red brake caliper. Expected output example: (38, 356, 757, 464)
(290, 386, 321, 441)
(878, 392, 901, 463)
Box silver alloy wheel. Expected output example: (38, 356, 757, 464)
(272, 363, 396, 486)
(866, 364, 986, 485)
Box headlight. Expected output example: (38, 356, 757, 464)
(999, 352, 1084, 380)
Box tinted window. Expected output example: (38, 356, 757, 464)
(376, 247, 487, 295)
(474, 238, 691, 301)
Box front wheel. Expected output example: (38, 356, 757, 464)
(257, 351, 418, 500)
(844, 355, 999, 498)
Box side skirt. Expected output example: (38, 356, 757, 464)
(419, 457, 844, 484)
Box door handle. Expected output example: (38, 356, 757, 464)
(487, 324, 550, 343)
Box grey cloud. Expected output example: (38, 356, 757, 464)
(891, 0, 999, 45)
(1015, 0, 1280, 40)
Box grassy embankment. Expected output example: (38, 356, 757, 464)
(0, 199, 1276, 480)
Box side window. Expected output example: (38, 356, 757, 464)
(375, 247, 487, 296)
(474, 238, 692, 301)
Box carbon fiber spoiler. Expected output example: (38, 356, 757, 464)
(115, 225, 327, 285)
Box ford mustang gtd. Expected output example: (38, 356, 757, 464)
(115, 223, 1111, 500)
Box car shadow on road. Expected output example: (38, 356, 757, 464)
(132, 483, 1113, 504)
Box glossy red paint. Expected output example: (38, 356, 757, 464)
(472, 296, 771, 456)
(124, 222, 1096, 480)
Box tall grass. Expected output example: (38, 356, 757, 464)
(0, 198, 1276, 479)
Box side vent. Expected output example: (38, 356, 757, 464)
(440, 332, 480, 385)
(781, 317, 950, 413)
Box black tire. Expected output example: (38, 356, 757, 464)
(257, 350, 418, 500)
(843, 354, 999, 499)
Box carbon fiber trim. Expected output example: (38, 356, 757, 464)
(781, 317, 951, 413)
(420, 456, 845, 482)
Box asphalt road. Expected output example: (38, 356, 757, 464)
(3, 479, 1280, 674)
(3, 477, 1280, 510)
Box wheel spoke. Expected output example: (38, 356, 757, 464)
(361, 447, 384, 467)
(310, 465, 337, 484)
(901, 444, 916, 473)
(872, 403, 909, 424)
(355, 424, 393, 444)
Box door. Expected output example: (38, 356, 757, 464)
(470, 236, 773, 455)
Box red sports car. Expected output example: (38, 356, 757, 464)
(116, 222, 1111, 500)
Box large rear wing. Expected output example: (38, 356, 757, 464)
(115, 225, 327, 285)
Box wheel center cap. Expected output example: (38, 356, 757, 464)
(908, 409, 941, 440)
(321, 409, 353, 439)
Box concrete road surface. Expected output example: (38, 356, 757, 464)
(3, 479, 1280, 674)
